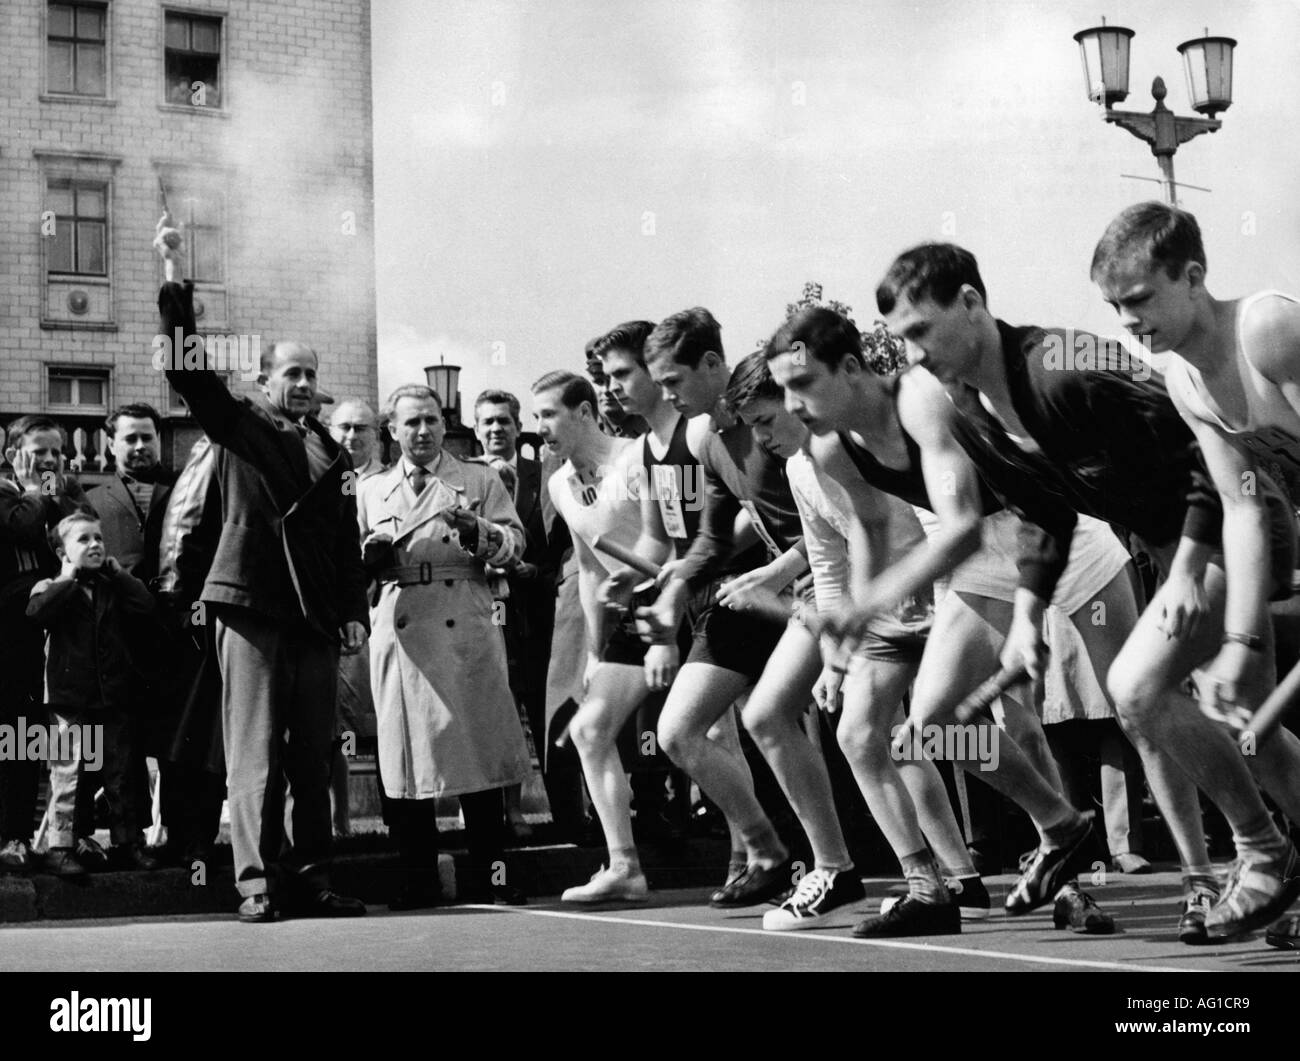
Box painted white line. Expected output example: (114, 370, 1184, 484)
(463, 905, 1200, 972)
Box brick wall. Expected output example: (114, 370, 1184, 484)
(0, 0, 377, 459)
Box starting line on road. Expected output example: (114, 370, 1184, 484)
(462, 904, 1200, 973)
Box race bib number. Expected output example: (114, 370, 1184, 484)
(652, 464, 687, 539)
(567, 471, 599, 509)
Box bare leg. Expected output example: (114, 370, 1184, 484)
(658, 663, 783, 865)
(568, 663, 653, 859)
(742, 623, 850, 869)
(908, 592, 1080, 831)
(1108, 564, 1288, 859)
(1068, 570, 1208, 872)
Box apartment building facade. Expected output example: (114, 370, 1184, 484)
(0, 0, 378, 475)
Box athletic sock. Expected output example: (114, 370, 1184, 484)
(1231, 813, 1289, 863)
(609, 846, 641, 874)
(900, 848, 949, 905)
(938, 854, 978, 880)
(739, 820, 787, 868)
(1041, 809, 1086, 850)
(1181, 870, 1219, 896)
(815, 860, 854, 875)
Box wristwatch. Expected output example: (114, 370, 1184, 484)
(1222, 631, 1266, 652)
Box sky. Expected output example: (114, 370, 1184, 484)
(369, 0, 1300, 416)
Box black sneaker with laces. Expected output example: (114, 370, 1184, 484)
(947, 876, 991, 921)
(762, 868, 866, 931)
(853, 895, 961, 938)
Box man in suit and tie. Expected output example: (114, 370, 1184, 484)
(474, 390, 567, 839)
(154, 218, 368, 922)
(86, 404, 174, 584)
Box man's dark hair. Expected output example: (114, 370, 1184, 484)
(106, 402, 162, 437)
(531, 370, 599, 420)
(644, 307, 723, 369)
(6, 414, 66, 452)
(725, 350, 784, 413)
(473, 388, 521, 426)
(1090, 200, 1207, 284)
(876, 243, 987, 316)
(590, 321, 657, 369)
(764, 306, 867, 372)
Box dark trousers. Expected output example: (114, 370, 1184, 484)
(159, 759, 225, 855)
(212, 604, 337, 899)
(384, 788, 509, 896)
(0, 617, 43, 844)
(63, 708, 143, 847)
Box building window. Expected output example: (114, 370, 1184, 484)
(47, 367, 111, 413)
(164, 12, 221, 108)
(47, 181, 108, 277)
(47, 3, 107, 97)
(160, 177, 225, 284)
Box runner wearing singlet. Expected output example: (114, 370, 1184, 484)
(592, 321, 763, 889)
(532, 369, 682, 904)
(879, 237, 1300, 944)
(1091, 201, 1300, 950)
(767, 308, 1157, 937)
(636, 309, 874, 927)
(750, 378, 997, 925)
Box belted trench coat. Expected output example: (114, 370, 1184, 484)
(357, 453, 532, 798)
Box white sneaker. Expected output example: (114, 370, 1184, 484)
(561, 864, 649, 904)
(762, 867, 865, 931)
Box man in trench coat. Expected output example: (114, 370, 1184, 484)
(358, 383, 532, 908)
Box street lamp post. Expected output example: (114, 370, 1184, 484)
(1072, 22, 1237, 205)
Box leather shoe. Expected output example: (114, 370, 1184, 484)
(1006, 814, 1100, 916)
(709, 858, 794, 908)
(238, 894, 276, 923)
(289, 888, 367, 918)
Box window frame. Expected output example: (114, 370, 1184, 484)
(160, 7, 227, 113)
(45, 365, 112, 417)
(44, 1, 111, 100)
(45, 178, 110, 279)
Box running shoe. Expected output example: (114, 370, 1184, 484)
(1052, 883, 1116, 934)
(947, 876, 991, 921)
(1204, 841, 1300, 941)
(1265, 912, 1300, 950)
(709, 858, 794, 908)
(1178, 885, 1219, 945)
(561, 864, 649, 904)
(1005, 813, 1101, 916)
(762, 868, 865, 931)
(853, 895, 961, 938)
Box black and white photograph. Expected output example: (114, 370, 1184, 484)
(1, 0, 1298, 1038)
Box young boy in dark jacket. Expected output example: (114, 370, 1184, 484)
(27, 514, 160, 873)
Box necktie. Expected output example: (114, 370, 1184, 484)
(410, 466, 430, 495)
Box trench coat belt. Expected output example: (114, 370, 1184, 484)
(377, 562, 485, 586)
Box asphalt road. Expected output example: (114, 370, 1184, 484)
(1, 871, 1295, 973)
